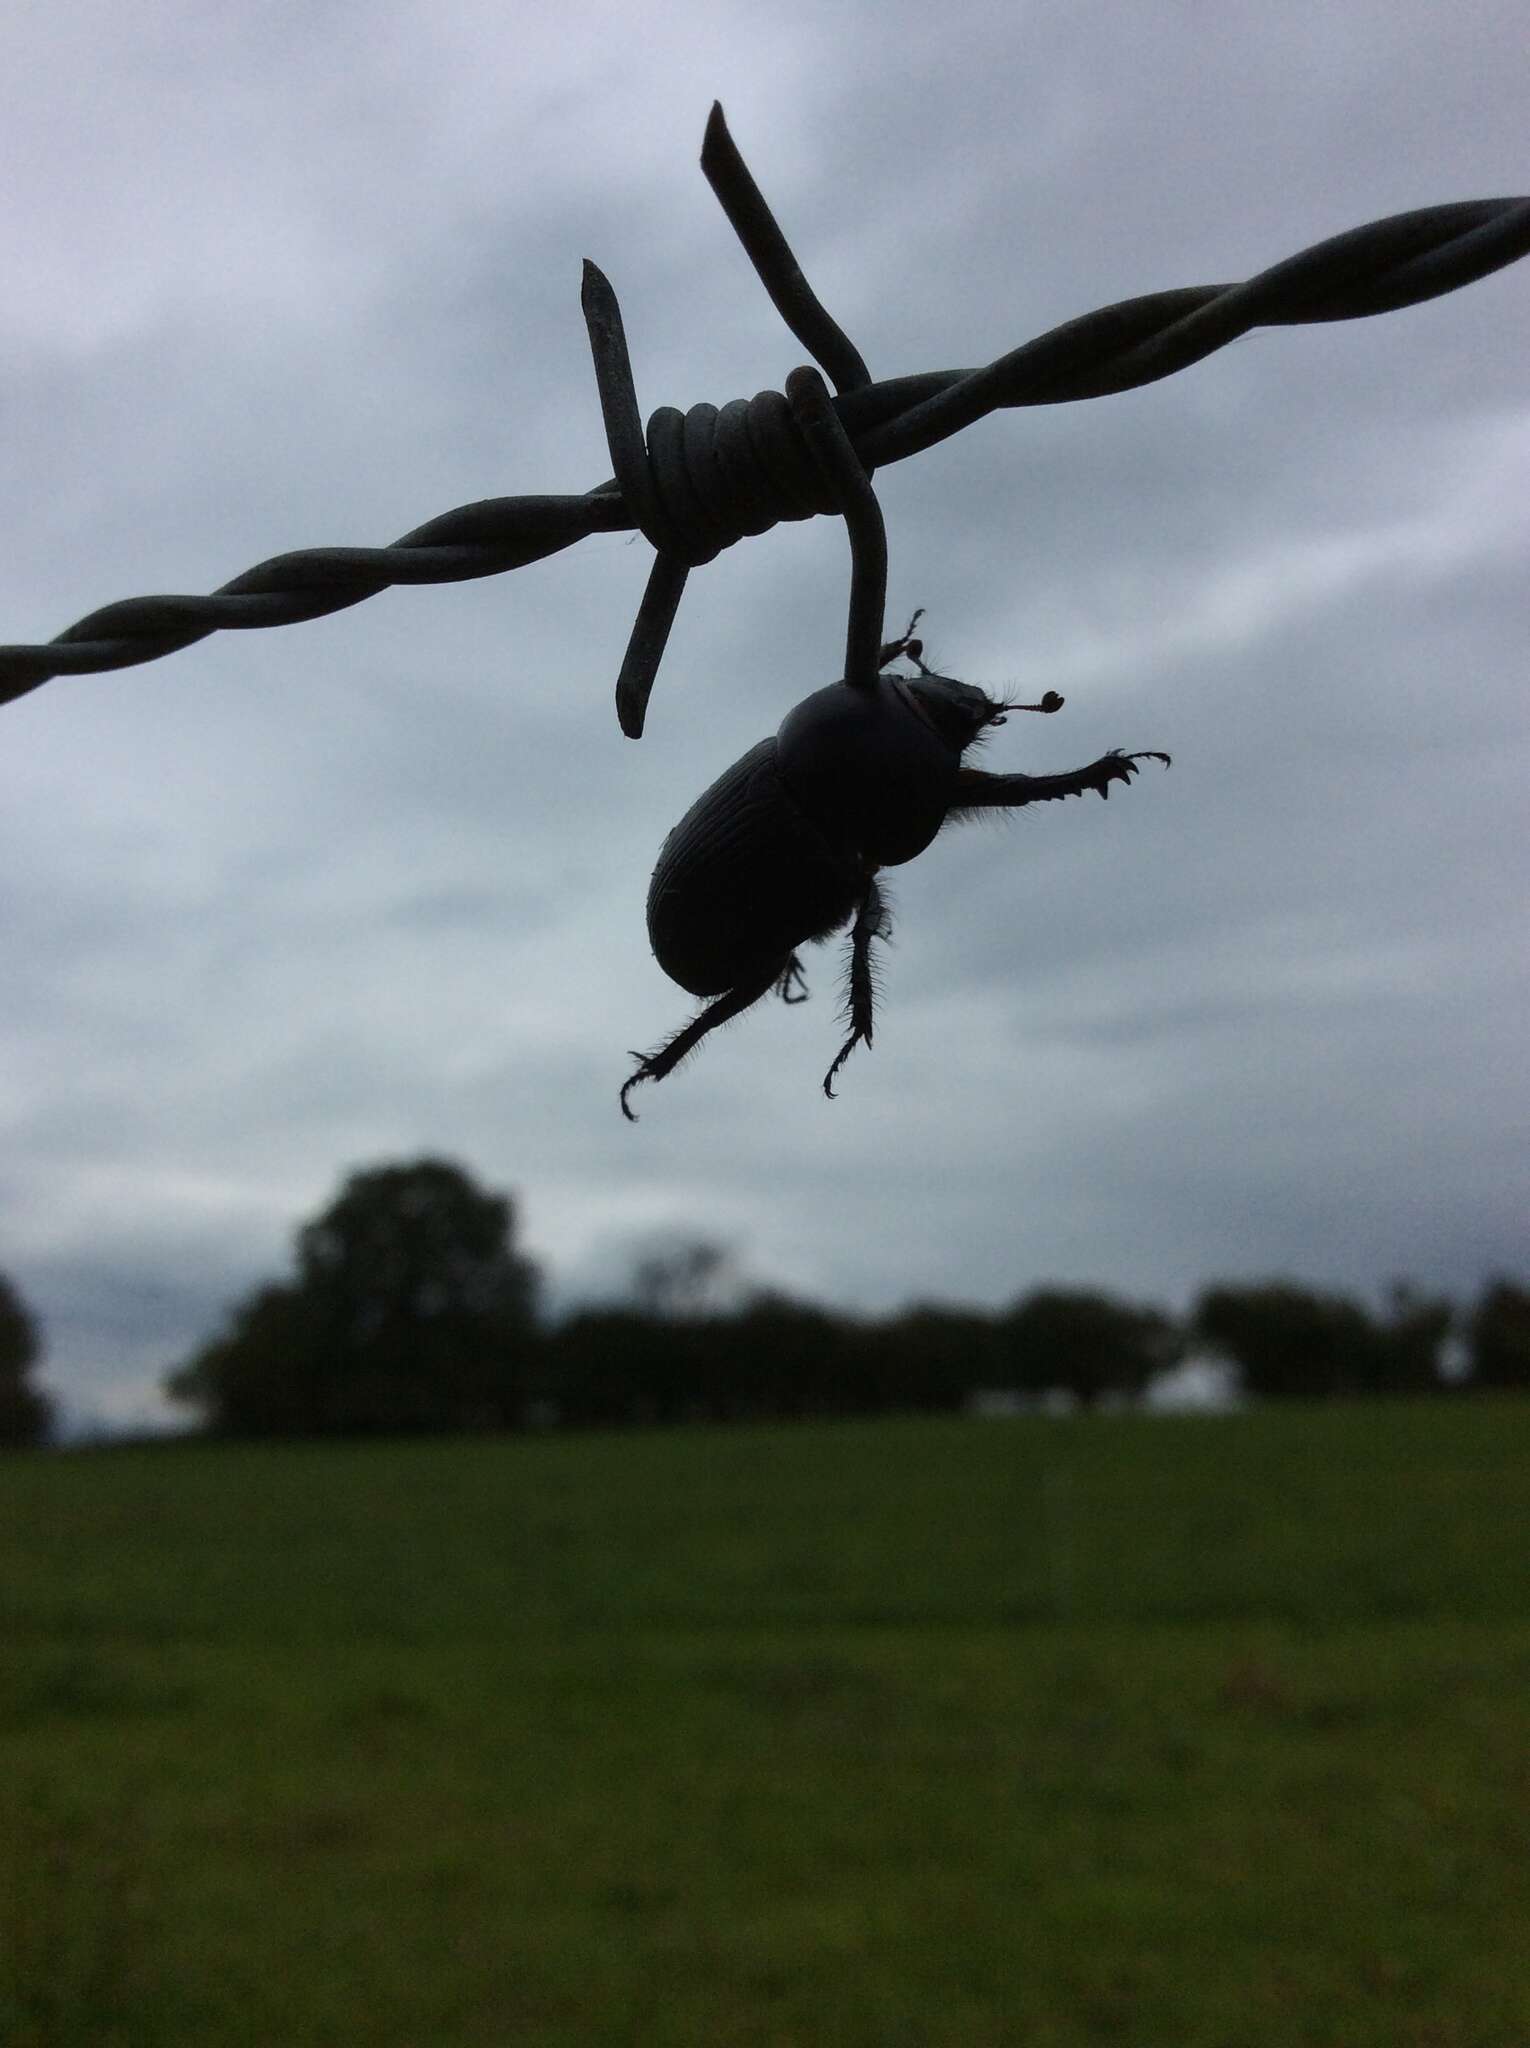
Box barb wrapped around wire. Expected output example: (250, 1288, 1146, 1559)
(2, 101, 1527, 727)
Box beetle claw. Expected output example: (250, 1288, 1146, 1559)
(1094, 748, 1172, 799)
(775, 955, 810, 1004)
(822, 1030, 864, 1099)
(619, 1076, 646, 1121)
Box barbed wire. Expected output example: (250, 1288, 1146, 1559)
(2, 102, 1526, 730)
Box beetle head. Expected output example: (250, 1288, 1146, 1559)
(897, 670, 1007, 750)
(897, 663, 1064, 751)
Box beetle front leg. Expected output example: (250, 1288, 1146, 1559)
(823, 879, 890, 1100)
(952, 750, 1170, 814)
(621, 967, 783, 1121)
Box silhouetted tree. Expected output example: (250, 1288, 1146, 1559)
(877, 1304, 1004, 1413)
(165, 1283, 330, 1437)
(0, 1271, 53, 1448)
(722, 1291, 868, 1420)
(541, 1272, 870, 1428)
(630, 1240, 740, 1320)
(1371, 1283, 1454, 1395)
(999, 1289, 1181, 1408)
(1467, 1279, 1530, 1391)
(1193, 1282, 1385, 1400)
(167, 1159, 541, 1436)
(542, 1307, 706, 1428)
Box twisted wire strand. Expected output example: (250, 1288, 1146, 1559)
(841, 197, 1530, 466)
(2, 94, 1525, 718)
(0, 493, 628, 706)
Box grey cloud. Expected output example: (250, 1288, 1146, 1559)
(3, 1, 1526, 1421)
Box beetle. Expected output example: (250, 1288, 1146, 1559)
(620, 612, 1168, 1119)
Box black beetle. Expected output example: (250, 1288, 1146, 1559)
(621, 613, 1168, 1119)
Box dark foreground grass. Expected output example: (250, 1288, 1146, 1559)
(2, 1401, 1528, 2045)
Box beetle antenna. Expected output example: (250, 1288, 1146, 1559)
(1004, 690, 1065, 715)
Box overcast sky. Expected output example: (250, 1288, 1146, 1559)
(2, 1, 1526, 1429)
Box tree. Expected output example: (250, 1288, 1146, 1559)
(999, 1289, 1182, 1408)
(726, 1291, 866, 1420)
(876, 1304, 1004, 1414)
(1467, 1279, 1530, 1391)
(164, 1283, 331, 1438)
(1373, 1283, 1454, 1396)
(0, 1271, 53, 1448)
(541, 1307, 706, 1429)
(167, 1159, 541, 1436)
(1193, 1282, 1382, 1400)
(629, 1239, 741, 1320)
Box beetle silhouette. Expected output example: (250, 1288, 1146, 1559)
(621, 613, 1168, 1119)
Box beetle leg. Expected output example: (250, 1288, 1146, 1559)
(621, 966, 783, 1121)
(775, 954, 810, 1003)
(877, 607, 925, 670)
(950, 750, 1170, 814)
(823, 879, 889, 1100)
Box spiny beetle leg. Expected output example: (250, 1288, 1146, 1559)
(621, 968, 781, 1121)
(823, 879, 888, 1099)
(953, 749, 1170, 812)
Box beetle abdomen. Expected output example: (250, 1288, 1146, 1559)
(647, 738, 864, 997)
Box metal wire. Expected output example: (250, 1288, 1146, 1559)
(2, 99, 1526, 729)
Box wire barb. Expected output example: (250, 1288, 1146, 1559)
(699, 101, 872, 398)
(3, 108, 1526, 717)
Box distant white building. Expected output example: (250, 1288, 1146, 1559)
(964, 1386, 1081, 1418)
(1141, 1354, 1242, 1413)
(965, 1353, 1243, 1418)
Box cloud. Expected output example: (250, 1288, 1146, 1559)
(3, 0, 1526, 1421)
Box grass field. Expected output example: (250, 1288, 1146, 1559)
(2, 1400, 1528, 2046)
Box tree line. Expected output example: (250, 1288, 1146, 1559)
(2, 1156, 1527, 1447)
(1, 1272, 52, 1448)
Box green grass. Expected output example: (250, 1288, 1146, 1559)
(2, 1401, 1528, 2046)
